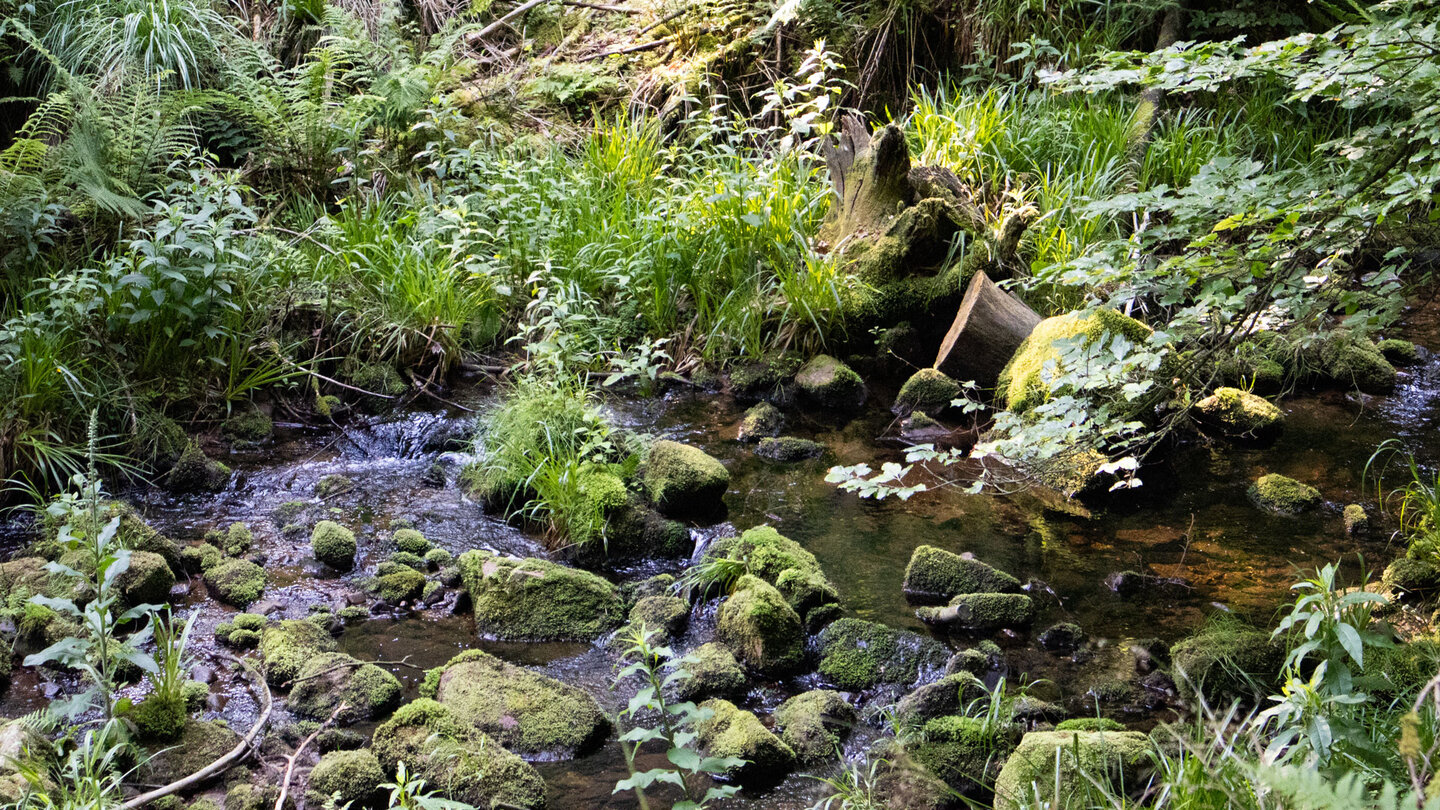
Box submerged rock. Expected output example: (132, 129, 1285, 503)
(425, 649, 608, 759)
(894, 368, 962, 416)
(315, 474, 356, 499)
(291, 652, 402, 725)
(774, 690, 857, 765)
(992, 730, 1152, 810)
(457, 550, 623, 641)
(795, 354, 866, 410)
(1247, 473, 1322, 514)
(1344, 504, 1369, 534)
(1038, 622, 1086, 653)
(916, 593, 1034, 631)
(737, 401, 784, 442)
(902, 545, 1020, 604)
(372, 700, 545, 809)
(311, 521, 357, 571)
(696, 699, 796, 782)
(816, 618, 948, 690)
(716, 575, 805, 675)
(166, 442, 231, 493)
(307, 748, 384, 808)
(1194, 387, 1284, 440)
(754, 436, 826, 462)
(642, 440, 729, 519)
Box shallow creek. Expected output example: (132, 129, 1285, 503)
(7, 328, 1440, 807)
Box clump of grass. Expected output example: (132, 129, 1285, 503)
(1366, 439, 1440, 561)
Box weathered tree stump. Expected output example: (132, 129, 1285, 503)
(934, 271, 1041, 389)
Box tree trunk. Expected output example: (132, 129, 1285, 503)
(933, 271, 1041, 389)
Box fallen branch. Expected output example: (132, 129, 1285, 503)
(636, 8, 686, 36)
(275, 702, 348, 810)
(466, 0, 555, 44)
(577, 35, 673, 61)
(122, 653, 273, 809)
(562, 0, 643, 12)
(271, 353, 400, 400)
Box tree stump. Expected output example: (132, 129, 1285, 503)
(934, 271, 1041, 389)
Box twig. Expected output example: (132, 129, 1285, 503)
(122, 653, 273, 809)
(465, 0, 555, 43)
(577, 35, 673, 61)
(275, 702, 347, 810)
(281, 656, 423, 689)
(272, 354, 400, 400)
(563, 0, 643, 12)
(635, 7, 685, 35)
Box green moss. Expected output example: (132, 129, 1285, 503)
(388, 551, 426, 571)
(774, 690, 856, 765)
(181, 543, 222, 576)
(729, 354, 801, 400)
(754, 436, 826, 462)
(1383, 557, 1440, 598)
(697, 699, 797, 782)
(223, 522, 253, 556)
(291, 652, 402, 724)
(643, 440, 730, 518)
(993, 730, 1152, 810)
(1195, 387, 1284, 439)
(902, 545, 1020, 604)
(737, 401, 784, 442)
(795, 354, 866, 409)
(1039, 622, 1085, 652)
(775, 567, 841, 630)
(628, 595, 690, 639)
(118, 550, 175, 607)
(910, 715, 1013, 795)
(225, 783, 279, 810)
(896, 672, 987, 722)
(204, 559, 266, 607)
(1344, 504, 1369, 534)
(423, 548, 453, 569)
(672, 642, 747, 702)
(130, 692, 188, 742)
(273, 500, 308, 528)
(222, 409, 273, 446)
(182, 680, 209, 711)
(371, 699, 545, 809)
(1318, 333, 1397, 392)
(716, 575, 805, 676)
(137, 721, 239, 785)
(315, 474, 356, 498)
(259, 619, 337, 686)
(895, 369, 962, 415)
(1169, 617, 1283, 705)
(307, 749, 384, 808)
(604, 496, 693, 559)
(1365, 639, 1440, 696)
(166, 442, 231, 493)
(393, 529, 431, 554)
(1056, 718, 1125, 732)
(346, 363, 408, 412)
(1248, 473, 1322, 514)
(424, 649, 608, 757)
(997, 310, 1154, 413)
(311, 520, 357, 570)
(368, 567, 426, 604)
(816, 618, 949, 690)
(457, 550, 623, 641)
(1378, 338, 1420, 365)
(918, 592, 1035, 631)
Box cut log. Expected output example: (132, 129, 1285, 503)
(934, 271, 1042, 389)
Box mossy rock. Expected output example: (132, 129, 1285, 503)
(222, 522, 253, 556)
(1056, 717, 1125, 732)
(696, 698, 796, 783)
(672, 642, 747, 702)
(795, 354, 866, 410)
(307, 749, 384, 808)
(895, 672, 987, 723)
(775, 567, 841, 631)
(902, 545, 1020, 604)
(738, 402, 784, 442)
(311, 520, 357, 570)
(816, 618, 949, 690)
(627, 595, 690, 639)
(604, 495, 693, 560)
(204, 559, 266, 607)
(137, 720, 240, 785)
(917, 592, 1035, 631)
(315, 474, 356, 499)
(873, 745, 957, 810)
(729, 354, 802, 401)
(181, 543, 222, 575)
(1378, 338, 1420, 365)
(755, 436, 826, 462)
(259, 619, 337, 686)
(1038, 622, 1086, 653)
(423, 548, 454, 570)
(774, 690, 856, 765)
(371, 699, 545, 809)
(706, 524, 841, 627)
(895, 369, 962, 416)
(993, 730, 1152, 810)
(1383, 558, 1440, 599)
(118, 550, 175, 607)
(642, 440, 729, 519)
(367, 567, 426, 604)
(1318, 333, 1397, 393)
(457, 550, 623, 641)
(910, 715, 1015, 797)
(716, 575, 805, 676)
(1344, 504, 1369, 534)
(424, 649, 608, 758)
(1169, 619, 1283, 705)
(1365, 639, 1440, 697)
(1247, 473, 1322, 514)
(393, 528, 432, 554)
(130, 692, 188, 742)
(224, 782, 283, 810)
(388, 550, 426, 571)
(1194, 387, 1284, 440)
(997, 310, 1154, 413)
(222, 409, 273, 446)
(291, 652, 402, 725)
(166, 442, 231, 493)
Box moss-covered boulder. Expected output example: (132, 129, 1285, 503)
(873, 745, 957, 810)
(894, 369, 962, 416)
(603, 495, 692, 560)
(1319, 333, 1397, 393)
(902, 545, 1020, 604)
(1248, 473, 1322, 514)
(222, 409, 273, 447)
(367, 567, 426, 604)
(775, 567, 842, 631)
(137, 720, 239, 785)
(224, 782, 282, 810)
(315, 474, 356, 498)
(1378, 338, 1420, 365)
(1039, 622, 1086, 653)
(993, 730, 1152, 810)
(917, 592, 1035, 631)
(1169, 619, 1283, 705)
(1384, 558, 1440, 599)
(895, 672, 987, 723)
(204, 558, 265, 607)
(716, 575, 805, 675)
(998, 310, 1154, 413)
(259, 619, 337, 686)
(642, 440, 729, 519)
(696, 699, 796, 782)
(181, 543, 222, 575)
(457, 550, 623, 641)
(738, 402, 784, 442)
(424, 649, 608, 759)
(672, 642, 747, 702)
(130, 692, 187, 742)
(291, 652, 402, 725)
(392, 529, 431, 554)
(1195, 387, 1284, 440)
(628, 595, 690, 640)
(372, 700, 545, 809)
(310, 520, 357, 570)
(166, 442, 231, 493)
(795, 355, 866, 410)
(755, 437, 826, 462)
(816, 618, 949, 690)
(1344, 504, 1369, 534)
(307, 749, 384, 808)
(774, 690, 857, 765)
(911, 715, 1015, 797)
(705, 526, 840, 626)
(118, 550, 175, 607)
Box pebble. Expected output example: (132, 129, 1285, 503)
(250, 599, 287, 616)
(169, 581, 190, 598)
(206, 693, 229, 713)
(191, 664, 215, 683)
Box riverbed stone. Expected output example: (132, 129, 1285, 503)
(118, 550, 175, 607)
(1378, 338, 1420, 365)
(458, 550, 623, 641)
(755, 436, 826, 462)
(311, 520, 357, 570)
(204, 558, 266, 607)
(628, 595, 690, 639)
(315, 473, 356, 498)
(1383, 557, 1440, 599)
(372, 699, 545, 809)
(1169, 620, 1283, 704)
(706, 526, 840, 626)
(873, 745, 955, 810)
(716, 575, 805, 675)
(642, 440, 729, 518)
(605, 495, 692, 559)
(166, 442, 231, 493)
(1247, 473, 1322, 514)
(696, 699, 796, 782)
(816, 618, 949, 690)
(367, 567, 425, 604)
(1194, 387, 1284, 439)
(1318, 333, 1397, 392)
(1039, 622, 1085, 653)
(902, 545, 1020, 603)
(917, 592, 1035, 631)
(795, 354, 866, 409)
(425, 649, 608, 758)
(307, 749, 384, 808)
(291, 652, 402, 724)
(392, 529, 431, 554)
(894, 368, 962, 416)
(259, 619, 337, 686)
(738, 401, 784, 442)
(774, 690, 857, 765)
(911, 715, 1015, 797)
(775, 567, 841, 631)
(223, 409, 273, 447)
(672, 642, 747, 701)
(896, 671, 986, 723)
(1344, 504, 1369, 534)
(993, 730, 1152, 810)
